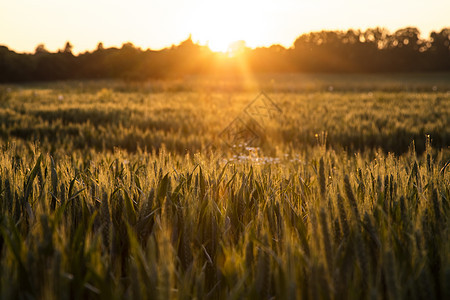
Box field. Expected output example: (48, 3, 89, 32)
(0, 73, 449, 299)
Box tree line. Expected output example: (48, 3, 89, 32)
(0, 27, 449, 82)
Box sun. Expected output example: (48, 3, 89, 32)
(191, 11, 245, 53)
(206, 38, 235, 54)
(188, 0, 268, 53)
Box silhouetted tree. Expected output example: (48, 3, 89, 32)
(428, 29, 450, 70)
(96, 42, 104, 51)
(0, 26, 449, 82)
(35, 44, 48, 54)
(63, 42, 73, 54)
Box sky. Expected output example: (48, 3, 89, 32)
(1, 0, 449, 54)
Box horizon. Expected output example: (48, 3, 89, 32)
(1, 0, 449, 55)
(2, 25, 449, 56)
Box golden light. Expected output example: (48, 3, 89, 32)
(189, 0, 268, 53)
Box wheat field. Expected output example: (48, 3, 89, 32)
(0, 74, 449, 299)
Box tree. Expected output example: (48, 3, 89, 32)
(35, 44, 48, 54)
(392, 27, 421, 50)
(96, 42, 104, 51)
(63, 41, 73, 54)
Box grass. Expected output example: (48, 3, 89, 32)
(0, 143, 448, 299)
(0, 73, 449, 299)
(1, 74, 449, 155)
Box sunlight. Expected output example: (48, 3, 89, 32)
(206, 39, 245, 56)
(206, 38, 234, 54)
(189, 0, 268, 53)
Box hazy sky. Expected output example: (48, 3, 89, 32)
(1, 0, 449, 53)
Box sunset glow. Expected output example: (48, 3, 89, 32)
(0, 0, 449, 53)
(189, 0, 269, 52)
